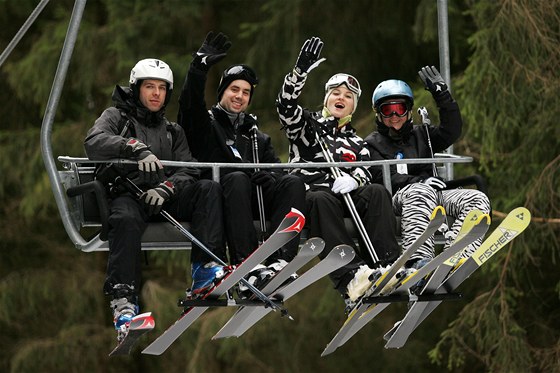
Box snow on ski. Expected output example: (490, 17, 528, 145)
(213, 237, 325, 338)
(109, 312, 155, 356)
(320, 206, 445, 356)
(142, 208, 305, 355)
(213, 244, 356, 339)
(384, 206, 531, 347)
(384, 209, 489, 348)
(321, 209, 490, 356)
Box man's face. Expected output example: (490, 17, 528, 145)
(219, 79, 251, 113)
(139, 79, 167, 112)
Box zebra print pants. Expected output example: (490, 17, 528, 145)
(393, 183, 491, 261)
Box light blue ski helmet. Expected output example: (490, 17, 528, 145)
(372, 79, 414, 109)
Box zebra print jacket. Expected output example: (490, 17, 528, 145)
(276, 71, 376, 191)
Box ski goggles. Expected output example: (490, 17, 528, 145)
(223, 65, 259, 86)
(378, 101, 409, 118)
(325, 74, 362, 96)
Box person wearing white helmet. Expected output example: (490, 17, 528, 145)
(277, 36, 400, 310)
(178, 32, 307, 298)
(365, 67, 491, 273)
(84, 58, 227, 342)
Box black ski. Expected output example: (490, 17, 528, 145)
(384, 207, 530, 348)
(142, 208, 305, 355)
(213, 244, 356, 339)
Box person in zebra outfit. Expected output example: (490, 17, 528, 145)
(277, 36, 400, 305)
(365, 67, 491, 269)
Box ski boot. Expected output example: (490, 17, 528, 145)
(190, 261, 228, 298)
(237, 264, 276, 299)
(111, 297, 140, 343)
(346, 264, 387, 302)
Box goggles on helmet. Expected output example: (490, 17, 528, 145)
(223, 65, 258, 86)
(378, 101, 408, 118)
(325, 74, 361, 97)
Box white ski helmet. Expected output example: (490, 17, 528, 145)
(324, 73, 362, 114)
(129, 58, 174, 106)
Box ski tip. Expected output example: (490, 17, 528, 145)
(282, 208, 306, 233)
(431, 205, 446, 219)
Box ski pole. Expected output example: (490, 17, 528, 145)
(251, 124, 267, 244)
(120, 176, 291, 318)
(417, 107, 439, 178)
(314, 131, 380, 264)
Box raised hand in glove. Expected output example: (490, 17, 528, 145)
(140, 180, 175, 216)
(332, 174, 358, 194)
(418, 65, 452, 103)
(251, 170, 276, 189)
(423, 176, 447, 191)
(294, 36, 326, 76)
(192, 31, 232, 71)
(125, 138, 164, 184)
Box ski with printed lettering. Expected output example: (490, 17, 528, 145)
(109, 312, 155, 356)
(214, 244, 356, 339)
(383, 207, 530, 348)
(212, 237, 325, 338)
(384, 209, 489, 348)
(319, 205, 445, 355)
(321, 209, 490, 356)
(141, 208, 305, 355)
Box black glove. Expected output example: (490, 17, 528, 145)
(422, 176, 447, 191)
(251, 170, 276, 189)
(125, 138, 164, 184)
(418, 65, 452, 104)
(192, 31, 232, 71)
(294, 36, 326, 76)
(140, 180, 175, 216)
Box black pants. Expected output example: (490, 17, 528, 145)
(104, 179, 225, 296)
(306, 184, 399, 294)
(221, 171, 306, 264)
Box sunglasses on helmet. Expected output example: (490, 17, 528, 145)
(224, 65, 258, 85)
(378, 101, 409, 118)
(325, 74, 361, 96)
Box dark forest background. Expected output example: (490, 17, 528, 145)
(0, 1, 558, 372)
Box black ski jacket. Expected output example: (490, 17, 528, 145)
(178, 66, 282, 179)
(364, 98, 462, 193)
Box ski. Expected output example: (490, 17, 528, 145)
(212, 237, 325, 338)
(384, 209, 489, 348)
(321, 210, 489, 356)
(320, 205, 445, 355)
(109, 312, 155, 356)
(384, 207, 530, 348)
(213, 244, 356, 339)
(141, 208, 305, 355)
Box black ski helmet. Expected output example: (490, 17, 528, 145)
(217, 64, 259, 104)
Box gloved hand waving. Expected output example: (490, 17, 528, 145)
(192, 31, 232, 71)
(418, 65, 452, 104)
(294, 36, 326, 76)
(423, 176, 447, 191)
(251, 170, 276, 189)
(140, 180, 175, 216)
(332, 174, 358, 194)
(125, 138, 164, 184)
